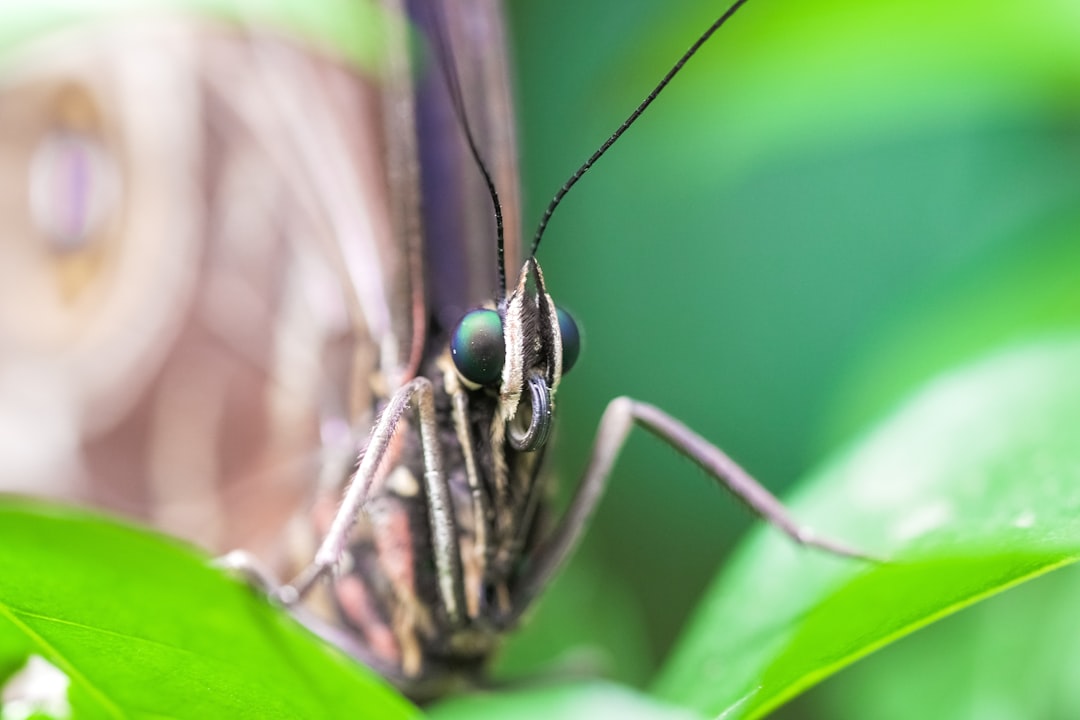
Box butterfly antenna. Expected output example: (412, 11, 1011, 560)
(529, 0, 750, 258)
(423, 0, 509, 304)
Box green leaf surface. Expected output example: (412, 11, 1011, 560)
(429, 680, 705, 720)
(0, 501, 417, 720)
(798, 563, 1080, 719)
(653, 334, 1080, 717)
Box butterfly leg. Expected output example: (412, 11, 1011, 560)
(510, 396, 876, 616)
(278, 376, 467, 625)
(215, 377, 466, 622)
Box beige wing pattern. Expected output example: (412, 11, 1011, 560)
(0, 14, 417, 566)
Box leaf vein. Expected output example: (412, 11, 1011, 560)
(0, 601, 128, 720)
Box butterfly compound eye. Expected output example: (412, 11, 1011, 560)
(556, 306, 580, 374)
(451, 309, 505, 386)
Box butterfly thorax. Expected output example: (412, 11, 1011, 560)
(311, 259, 568, 698)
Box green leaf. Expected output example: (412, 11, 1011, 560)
(653, 334, 1080, 718)
(799, 563, 1080, 719)
(429, 680, 705, 720)
(0, 501, 417, 720)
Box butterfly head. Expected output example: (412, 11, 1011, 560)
(449, 257, 579, 451)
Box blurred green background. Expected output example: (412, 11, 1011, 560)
(501, 0, 1080, 713)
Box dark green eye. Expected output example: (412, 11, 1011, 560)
(451, 309, 505, 386)
(556, 306, 580, 374)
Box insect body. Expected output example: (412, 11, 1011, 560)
(216, 0, 874, 702)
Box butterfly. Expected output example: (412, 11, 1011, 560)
(0, 0, 869, 702)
